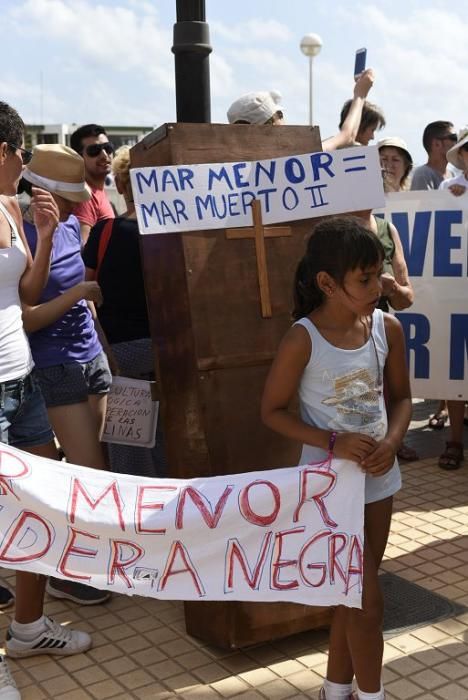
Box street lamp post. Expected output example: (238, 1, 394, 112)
(300, 33, 323, 126)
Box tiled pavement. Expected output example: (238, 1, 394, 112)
(1, 400, 468, 700)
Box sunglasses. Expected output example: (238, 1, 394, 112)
(460, 143, 468, 153)
(440, 134, 457, 143)
(81, 142, 114, 158)
(7, 143, 33, 165)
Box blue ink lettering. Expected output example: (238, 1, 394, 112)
(285, 157, 306, 184)
(282, 187, 299, 211)
(450, 314, 468, 380)
(391, 212, 431, 277)
(434, 211, 463, 277)
(396, 313, 430, 379)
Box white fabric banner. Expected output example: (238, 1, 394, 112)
(0, 444, 365, 608)
(131, 146, 384, 235)
(376, 191, 468, 400)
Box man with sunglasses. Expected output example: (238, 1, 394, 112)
(70, 124, 115, 244)
(410, 120, 457, 191)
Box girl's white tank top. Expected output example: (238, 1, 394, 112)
(0, 200, 34, 382)
(295, 308, 390, 463)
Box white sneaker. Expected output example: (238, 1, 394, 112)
(0, 655, 20, 700)
(6, 617, 92, 658)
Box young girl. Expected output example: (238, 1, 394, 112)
(261, 217, 412, 700)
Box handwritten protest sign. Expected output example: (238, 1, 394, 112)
(131, 146, 385, 235)
(375, 190, 468, 400)
(102, 377, 159, 448)
(0, 444, 365, 608)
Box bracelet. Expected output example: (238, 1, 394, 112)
(328, 431, 337, 454)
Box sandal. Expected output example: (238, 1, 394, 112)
(428, 411, 448, 430)
(438, 441, 464, 470)
(397, 443, 419, 461)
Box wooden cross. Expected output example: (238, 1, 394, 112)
(225, 200, 291, 318)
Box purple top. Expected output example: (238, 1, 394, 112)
(24, 215, 102, 368)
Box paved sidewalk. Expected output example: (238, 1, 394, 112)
(1, 400, 467, 699)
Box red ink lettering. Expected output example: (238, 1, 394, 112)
(58, 527, 99, 581)
(329, 533, 348, 585)
(0, 448, 31, 500)
(0, 510, 53, 563)
(298, 529, 332, 587)
(158, 540, 205, 596)
(136, 485, 178, 534)
(270, 527, 304, 591)
(225, 531, 272, 591)
(175, 485, 234, 529)
(346, 535, 364, 594)
(239, 480, 280, 527)
(108, 540, 145, 588)
(293, 469, 338, 528)
(68, 478, 125, 531)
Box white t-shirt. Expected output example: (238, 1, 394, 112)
(439, 173, 468, 192)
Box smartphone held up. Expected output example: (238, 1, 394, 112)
(354, 48, 367, 78)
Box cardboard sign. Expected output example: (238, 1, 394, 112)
(376, 190, 468, 400)
(131, 146, 385, 235)
(102, 377, 159, 448)
(0, 444, 365, 608)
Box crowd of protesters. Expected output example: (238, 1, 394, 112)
(0, 65, 466, 699)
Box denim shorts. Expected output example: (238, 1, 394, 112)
(34, 351, 112, 408)
(0, 371, 54, 448)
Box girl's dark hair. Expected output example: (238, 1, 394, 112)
(0, 101, 24, 146)
(293, 217, 384, 320)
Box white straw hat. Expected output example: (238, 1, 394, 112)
(447, 127, 468, 170)
(22, 144, 90, 202)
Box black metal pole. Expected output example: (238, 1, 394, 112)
(172, 0, 212, 123)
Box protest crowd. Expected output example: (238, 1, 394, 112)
(0, 62, 467, 700)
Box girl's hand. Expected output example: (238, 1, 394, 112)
(31, 187, 59, 241)
(334, 432, 377, 463)
(360, 437, 397, 476)
(76, 281, 103, 306)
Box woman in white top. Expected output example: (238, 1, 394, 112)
(0, 101, 92, 699)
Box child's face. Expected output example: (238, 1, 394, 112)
(337, 263, 383, 314)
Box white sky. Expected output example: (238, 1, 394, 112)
(3, 0, 468, 164)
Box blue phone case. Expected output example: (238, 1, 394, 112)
(354, 49, 367, 77)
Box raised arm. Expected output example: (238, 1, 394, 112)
(14, 188, 59, 305)
(381, 222, 414, 310)
(322, 69, 375, 152)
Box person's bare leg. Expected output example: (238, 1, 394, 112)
(326, 496, 393, 687)
(88, 394, 108, 440)
(47, 402, 106, 469)
(447, 401, 465, 444)
(15, 441, 58, 623)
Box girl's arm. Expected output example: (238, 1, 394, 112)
(381, 223, 414, 310)
(13, 189, 60, 305)
(261, 325, 377, 462)
(22, 282, 103, 333)
(322, 69, 375, 151)
(361, 314, 412, 474)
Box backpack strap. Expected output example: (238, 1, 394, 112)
(95, 218, 114, 281)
